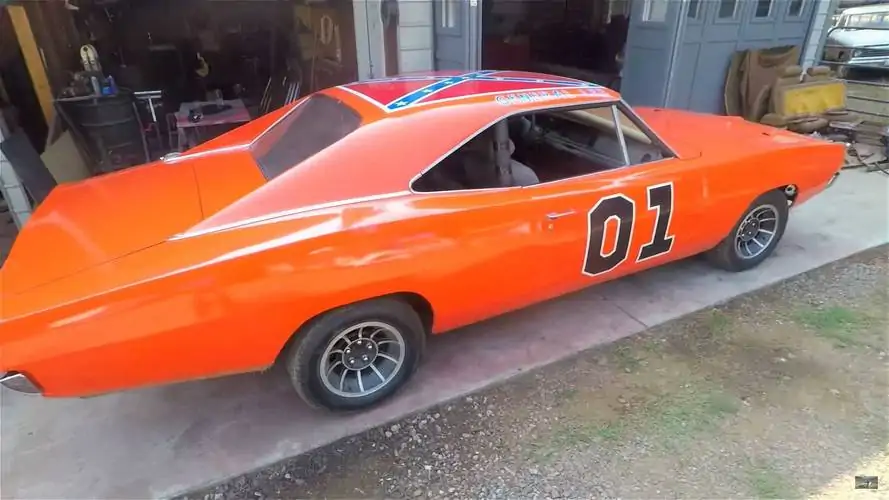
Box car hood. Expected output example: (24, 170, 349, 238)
(827, 29, 889, 48)
(636, 107, 819, 158)
(635, 107, 717, 158)
(1, 161, 203, 295)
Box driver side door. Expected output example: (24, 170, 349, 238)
(406, 186, 560, 332)
(520, 103, 709, 295)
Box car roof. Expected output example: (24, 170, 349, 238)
(178, 71, 623, 238)
(328, 70, 621, 123)
(840, 3, 889, 15)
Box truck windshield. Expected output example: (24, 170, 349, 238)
(841, 12, 889, 28)
(251, 94, 362, 180)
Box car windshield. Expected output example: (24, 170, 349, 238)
(251, 94, 362, 180)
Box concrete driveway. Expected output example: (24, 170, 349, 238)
(2, 170, 887, 499)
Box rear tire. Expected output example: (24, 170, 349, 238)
(285, 298, 426, 412)
(706, 190, 788, 272)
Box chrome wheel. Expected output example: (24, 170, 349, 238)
(734, 204, 780, 260)
(318, 321, 406, 398)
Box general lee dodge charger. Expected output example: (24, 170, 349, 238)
(0, 71, 844, 411)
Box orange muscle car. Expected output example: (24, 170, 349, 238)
(0, 71, 844, 411)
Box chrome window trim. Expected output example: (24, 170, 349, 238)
(163, 96, 310, 165)
(170, 95, 684, 236)
(161, 144, 250, 163)
(409, 98, 682, 195)
(408, 99, 621, 195)
(249, 96, 310, 150)
(519, 156, 678, 190)
(616, 99, 680, 159)
(611, 104, 631, 166)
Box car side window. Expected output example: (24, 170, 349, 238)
(412, 127, 515, 193)
(612, 105, 675, 165)
(505, 104, 673, 184)
(412, 103, 674, 193)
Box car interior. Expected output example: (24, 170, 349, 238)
(412, 104, 673, 193)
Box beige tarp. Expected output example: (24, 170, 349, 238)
(724, 45, 801, 119)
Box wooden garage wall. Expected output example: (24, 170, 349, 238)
(0, 8, 16, 105)
(1, 2, 82, 148)
(0, 9, 18, 69)
(11, 1, 82, 109)
(3, 0, 361, 106)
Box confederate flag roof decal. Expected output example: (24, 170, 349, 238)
(337, 70, 610, 113)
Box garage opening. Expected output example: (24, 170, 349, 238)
(481, 0, 630, 90)
(0, 0, 361, 261)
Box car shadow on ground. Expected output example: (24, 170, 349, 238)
(182, 245, 889, 500)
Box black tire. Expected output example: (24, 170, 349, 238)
(706, 190, 789, 272)
(285, 298, 426, 412)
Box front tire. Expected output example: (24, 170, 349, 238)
(285, 298, 426, 412)
(706, 190, 789, 272)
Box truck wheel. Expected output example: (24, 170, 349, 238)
(706, 190, 788, 272)
(286, 298, 425, 411)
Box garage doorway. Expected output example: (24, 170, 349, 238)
(670, 0, 817, 113)
(472, 0, 682, 108)
(480, 0, 632, 90)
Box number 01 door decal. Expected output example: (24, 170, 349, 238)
(582, 182, 675, 277)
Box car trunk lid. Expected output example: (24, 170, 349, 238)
(1, 160, 203, 295)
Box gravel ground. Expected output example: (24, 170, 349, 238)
(183, 246, 889, 500)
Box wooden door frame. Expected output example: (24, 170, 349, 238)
(6, 5, 54, 126)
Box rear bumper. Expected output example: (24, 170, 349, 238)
(0, 372, 42, 394)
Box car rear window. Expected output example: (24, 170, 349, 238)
(251, 94, 362, 180)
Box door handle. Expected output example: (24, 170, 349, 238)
(546, 210, 577, 220)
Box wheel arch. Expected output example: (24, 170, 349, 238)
(778, 183, 799, 204)
(273, 290, 435, 366)
(705, 183, 793, 253)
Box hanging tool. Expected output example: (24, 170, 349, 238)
(79, 44, 101, 73)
